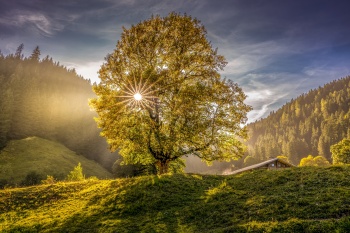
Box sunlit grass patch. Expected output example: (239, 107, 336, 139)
(1, 166, 350, 232)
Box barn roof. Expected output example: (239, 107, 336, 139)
(225, 157, 295, 175)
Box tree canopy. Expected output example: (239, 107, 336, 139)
(331, 138, 350, 165)
(90, 13, 251, 174)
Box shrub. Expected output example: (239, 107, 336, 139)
(21, 171, 44, 186)
(66, 163, 85, 181)
(0, 179, 9, 189)
(299, 155, 330, 166)
(41, 175, 56, 185)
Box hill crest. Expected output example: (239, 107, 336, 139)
(0, 136, 112, 185)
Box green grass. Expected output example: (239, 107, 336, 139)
(0, 137, 112, 185)
(1, 166, 350, 232)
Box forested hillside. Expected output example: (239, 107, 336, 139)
(0, 45, 119, 170)
(247, 76, 350, 165)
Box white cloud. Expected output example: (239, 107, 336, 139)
(245, 89, 282, 123)
(303, 65, 350, 79)
(0, 10, 64, 36)
(240, 73, 307, 122)
(64, 61, 103, 84)
(220, 40, 291, 76)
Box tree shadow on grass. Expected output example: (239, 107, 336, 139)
(8, 169, 350, 232)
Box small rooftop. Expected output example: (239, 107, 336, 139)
(225, 157, 295, 175)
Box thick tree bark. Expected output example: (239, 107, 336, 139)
(157, 160, 169, 174)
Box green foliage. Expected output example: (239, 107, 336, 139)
(314, 155, 331, 166)
(41, 175, 56, 185)
(299, 155, 330, 166)
(168, 158, 185, 174)
(2, 167, 350, 232)
(20, 171, 44, 186)
(247, 76, 350, 165)
(91, 13, 251, 174)
(331, 138, 350, 165)
(66, 163, 85, 181)
(277, 155, 290, 163)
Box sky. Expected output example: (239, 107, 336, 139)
(1, 0, 350, 122)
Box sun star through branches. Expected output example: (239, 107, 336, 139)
(134, 92, 142, 101)
(113, 73, 161, 111)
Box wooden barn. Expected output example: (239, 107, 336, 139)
(225, 157, 295, 175)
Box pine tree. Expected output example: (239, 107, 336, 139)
(15, 43, 24, 59)
(29, 46, 41, 61)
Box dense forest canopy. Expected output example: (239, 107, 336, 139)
(0, 45, 119, 171)
(246, 76, 350, 165)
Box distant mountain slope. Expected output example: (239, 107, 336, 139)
(0, 137, 112, 185)
(0, 47, 119, 171)
(1, 167, 350, 232)
(247, 76, 350, 165)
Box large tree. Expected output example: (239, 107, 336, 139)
(90, 13, 251, 174)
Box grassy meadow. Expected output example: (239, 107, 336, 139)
(1, 166, 350, 232)
(0, 137, 112, 185)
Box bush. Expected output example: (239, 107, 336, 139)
(21, 171, 44, 186)
(299, 155, 330, 166)
(41, 175, 56, 185)
(66, 163, 85, 181)
(0, 179, 9, 189)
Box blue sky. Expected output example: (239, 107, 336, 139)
(1, 0, 350, 122)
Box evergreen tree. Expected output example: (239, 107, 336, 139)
(15, 43, 24, 59)
(29, 46, 41, 61)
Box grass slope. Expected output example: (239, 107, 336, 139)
(1, 166, 350, 232)
(0, 137, 112, 184)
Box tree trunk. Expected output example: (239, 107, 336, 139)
(157, 160, 169, 175)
